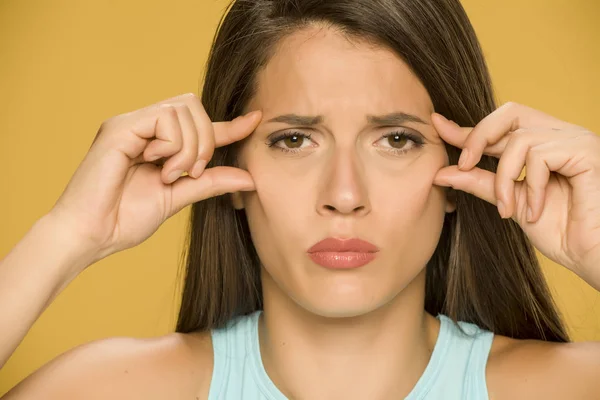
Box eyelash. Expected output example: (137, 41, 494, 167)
(266, 130, 425, 155)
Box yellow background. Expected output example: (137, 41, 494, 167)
(0, 0, 598, 394)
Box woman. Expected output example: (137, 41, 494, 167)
(1, 0, 599, 398)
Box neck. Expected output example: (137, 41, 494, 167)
(259, 269, 440, 399)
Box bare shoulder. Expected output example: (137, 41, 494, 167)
(486, 333, 600, 400)
(2, 331, 214, 400)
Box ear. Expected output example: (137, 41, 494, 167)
(231, 191, 245, 210)
(445, 187, 457, 213)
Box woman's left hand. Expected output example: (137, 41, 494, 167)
(431, 102, 600, 290)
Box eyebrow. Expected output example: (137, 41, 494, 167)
(266, 112, 428, 126)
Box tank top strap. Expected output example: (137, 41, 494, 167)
(209, 310, 281, 399)
(461, 317, 494, 399)
(438, 314, 494, 399)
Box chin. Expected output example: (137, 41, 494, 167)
(295, 278, 399, 319)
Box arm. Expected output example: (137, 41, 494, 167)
(0, 213, 97, 369)
(1, 332, 214, 400)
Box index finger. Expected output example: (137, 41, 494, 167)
(212, 110, 263, 148)
(434, 102, 582, 169)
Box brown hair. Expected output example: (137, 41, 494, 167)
(175, 0, 569, 342)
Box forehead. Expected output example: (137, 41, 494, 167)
(248, 26, 433, 117)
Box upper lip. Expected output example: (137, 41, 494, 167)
(307, 237, 380, 253)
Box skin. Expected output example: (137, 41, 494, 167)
(5, 24, 600, 400)
(231, 25, 455, 398)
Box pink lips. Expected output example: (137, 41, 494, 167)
(307, 238, 379, 269)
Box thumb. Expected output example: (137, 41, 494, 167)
(167, 166, 255, 217)
(433, 165, 497, 206)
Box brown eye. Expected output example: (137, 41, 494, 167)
(267, 131, 315, 153)
(375, 131, 425, 155)
(387, 133, 408, 149)
(283, 135, 304, 148)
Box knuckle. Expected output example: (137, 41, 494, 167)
(180, 146, 197, 160)
(174, 104, 188, 113)
(184, 93, 206, 115)
(158, 104, 179, 118)
(197, 147, 215, 162)
(181, 93, 203, 108)
(507, 133, 527, 150)
(203, 171, 216, 190)
(159, 103, 176, 111)
(526, 147, 541, 163)
(501, 101, 519, 110)
(182, 92, 199, 100)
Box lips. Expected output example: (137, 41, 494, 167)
(307, 238, 379, 269)
(307, 237, 379, 253)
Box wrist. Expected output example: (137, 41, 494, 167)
(33, 213, 102, 276)
(580, 250, 600, 293)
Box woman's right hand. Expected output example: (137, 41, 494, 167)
(48, 93, 261, 266)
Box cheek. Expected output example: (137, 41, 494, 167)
(239, 145, 448, 261)
(369, 156, 448, 256)
(240, 142, 316, 222)
(372, 152, 447, 215)
(240, 159, 314, 260)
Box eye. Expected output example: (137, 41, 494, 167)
(267, 131, 315, 154)
(375, 130, 424, 155)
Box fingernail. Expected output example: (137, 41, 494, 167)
(434, 112, 448, 122)
(434, 176, 452, 187)
(526, 206, 533, 222)
(167, 169, 183, 184)
(497, 200, 506, 218)
(434, 113, 458, 127)
(147, 154, 161, 162)
(244, 110, 260, 118)
(190, 160, 207, 178)
(458, 149, 469, 169)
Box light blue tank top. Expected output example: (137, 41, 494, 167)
(208, 310, 494, 399)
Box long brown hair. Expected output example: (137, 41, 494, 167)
(176, 0, 569, 342)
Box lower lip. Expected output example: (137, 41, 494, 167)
(308, 252, 377, 269)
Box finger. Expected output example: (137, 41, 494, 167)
(523, 145, 551, 223)
(168, 166, 256, 217)
(433, 102, 583, 170)
(524, 135, 599, 223)
(495, 130, 568, 218)
(212, 110, 263, 147)
(431, 113, 522, 168)
(430, 113, 473, 148)
(435, 165, 544, 225)
(180, 94, 216, 166)
(431, 114, 503, 160)
(434, 135, 596, 224)
(185, 110, 263, 180)
(139, 104, 184, 160)
(154, 93, 262, 149)
(141, 93, 216, 170)
(433, 165, 498, 206)
(159, 105, 199, 184)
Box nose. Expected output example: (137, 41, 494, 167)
(316, 149, 371, 217)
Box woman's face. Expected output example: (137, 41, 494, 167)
(236, 26, 455, 318)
